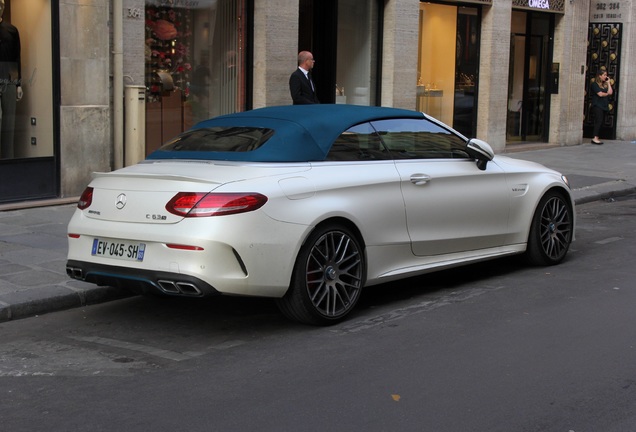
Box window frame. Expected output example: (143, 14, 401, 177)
(369, 118, 470, 160)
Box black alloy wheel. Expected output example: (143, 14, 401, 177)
(276, 224, 364, 325)
(525, 190, 573, 266)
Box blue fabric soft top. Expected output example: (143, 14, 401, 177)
(147, 104, 424, 162)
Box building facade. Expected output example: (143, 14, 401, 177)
(0, 0, 634, 205)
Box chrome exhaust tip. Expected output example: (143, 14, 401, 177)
(158, 280, 202, 296)
(66, 266, 84, 280)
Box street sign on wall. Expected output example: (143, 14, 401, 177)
(590, 1, 625, 23)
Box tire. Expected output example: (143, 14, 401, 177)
(525, 190, 573, 266)
(276, 224, 365, 325)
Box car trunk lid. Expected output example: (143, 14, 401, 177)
(82, 160, 309, 223)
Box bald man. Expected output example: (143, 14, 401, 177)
(289, 51, 319, 105)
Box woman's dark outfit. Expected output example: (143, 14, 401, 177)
(590, 80, 610, 140)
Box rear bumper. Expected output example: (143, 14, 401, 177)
(66, 260, 221, 297)
(67, 208, 309, 298)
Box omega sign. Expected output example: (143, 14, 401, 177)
(513, 0, 564, 13)
(529, 0, 550, 8)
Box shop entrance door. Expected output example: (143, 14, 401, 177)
(298, 0, 337, 104)
(507, 12, 553, 142)
(583, 23, 621, 140)
(298, 0, 379, 106)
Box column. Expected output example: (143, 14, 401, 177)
(253, 0, 299, 108)
(476, 0, 512, 152)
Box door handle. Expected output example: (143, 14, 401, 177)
(410, 174, 431, 185)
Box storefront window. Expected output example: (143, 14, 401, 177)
(145, 0, 246, 152)
(417, 3, 479, 137)
(0, 0, 54, 160)
(335, 0, 377, 106)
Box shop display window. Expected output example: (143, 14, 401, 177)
(0, 0, 54, 160)
(417, 3, 479, 138)
(335, 0, 377, 106)
(145, 0, 245, 152)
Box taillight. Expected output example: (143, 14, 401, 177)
(166, 244, 204, 250)
(78, 187, 94, 210)
(165, 192, 268, 217)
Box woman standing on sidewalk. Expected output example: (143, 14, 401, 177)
(590, 70, 613, 145)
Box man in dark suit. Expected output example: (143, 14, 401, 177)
(289, 51, 319, 105)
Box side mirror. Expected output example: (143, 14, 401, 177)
(466, 139, 494, 171)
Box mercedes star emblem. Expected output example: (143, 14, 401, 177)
(116, 193, 127, 210)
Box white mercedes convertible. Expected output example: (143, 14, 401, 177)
(67, 104, 575, 325)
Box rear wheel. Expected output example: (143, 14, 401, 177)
(525, 190, 573, 266)
(276, 224, 364, 325)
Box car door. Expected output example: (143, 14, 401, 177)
(371, 118, 511, 257)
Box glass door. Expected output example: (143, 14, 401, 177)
(507, 32, 525, 141)
(524, 33, 549, 140)
(507, 12, 553, 143)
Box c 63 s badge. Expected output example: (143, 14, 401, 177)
(146, 214, 167, 220)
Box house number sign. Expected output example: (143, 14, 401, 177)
(590, 1, 624, 22)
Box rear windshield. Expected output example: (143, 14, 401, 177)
(159, 127, 275, 152)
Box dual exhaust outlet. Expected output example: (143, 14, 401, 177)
(157, 280, 202, 296)
(66, 265, 202, 297)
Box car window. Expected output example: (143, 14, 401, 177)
(326, 122, 391, 161)
(370, 118, 469, 159)
(159, 127, 275, 152)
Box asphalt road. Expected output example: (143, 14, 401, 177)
(1, 195, 635, 432)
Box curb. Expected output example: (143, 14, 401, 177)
(573, 181, 636, 205)
(0, 285, 131, 322)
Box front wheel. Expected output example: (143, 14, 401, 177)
(276, 224, 365, 325)
(525, 190, 574, 266)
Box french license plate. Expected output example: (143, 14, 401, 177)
(91, 238, 146, 261)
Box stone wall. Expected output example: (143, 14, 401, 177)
(382, 0, 419, 110)
(476, 1, 512, 152)
(253, 0, 299, 108)
(616, 0, 636, 140)
(550, 1, 591, 146)
(123, 0, 146, 86)
(59, 0, 111, 197)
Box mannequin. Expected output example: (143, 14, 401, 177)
(0, 0, 23, 159)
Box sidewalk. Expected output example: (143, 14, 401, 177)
(0, 205, 131, 322)
(507, 139, 636, 204)
(1, 140, 635, 323)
